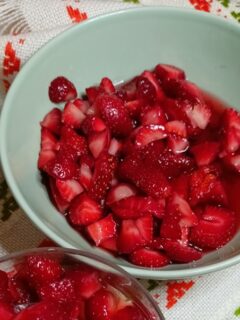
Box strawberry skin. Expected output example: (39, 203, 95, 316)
(49, 76, 77, 103)
(62, 100, 86, 129)
(56, 179, 83, 202)
(130, 248, 169, 268)
(191, 141, 220, 167)
(38, 278, 76, 302)
(155, 64, 185, 82)
(40, 108, 62, 135)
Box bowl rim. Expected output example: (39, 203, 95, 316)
(1, 6, 240, 280)
(0, 247, 165, 320)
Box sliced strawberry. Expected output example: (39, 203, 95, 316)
(88, 129, 110, 159)
(40, 128, 58, 151)
(120, 77, 138, 101)
(136, 76, 157, 104)
(155, 64, 185, 82)
(62, 100, 86, 128)
(222, 108, 240, 153)
(165, 120, 187, 137)
(66, 266, 101, 299)
(43, 155, 78, 180)
(86, 289, 117, 320)
(68, 194, 103, 226)
(56, 179, 83, 202)
(88, 153, 117, 202)
(130, 248, 169, 268)
(106, 183, 137, 206)
(87, 214, 117, 246)
(184, 99, 211, 130)
(86, 86, 103, 105)
(112, 305, 147, 320)
(190, 206, 237, 249)
(49, 76, 77, 103)
(163, 98, 189, 124)
(40, 108, 62, 135)
(95, 94, 133, 137)
(8, 275, 32, 305)
(78, 163, 92, 190)
(100, 237, 118, 252)
(162, 239, 202, 263)
(82, 116, 106, 136)
(99, 77, 115, 94)
(38, 149, 56, 169)
(140, 105, 167, 126)
(125, 99, 142, 118)
(0, 271, 10, 303)
(167, 135, 189, 154)
(189, 166, 228, 206)
(171, 174, 190, 199)
(191, 141, 220, 166)
(48, 178, 70, 213)
(135, 215, 153, 243)
(0, 302, 15, 320)
(108, 138, 122, 156)
(74, 98, 89, 113)
(111, 196, 164, 219)
(141, 71, 165, 102)
(135, 125, 167, 147)
(38, 278, 75, 301)
(60, 127, 88, 157)
(223, 153, 240, 173)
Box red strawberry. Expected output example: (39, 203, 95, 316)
(66, 266, 101, 299)
(111, 196, 165, 219)
(78, 162, 93, 190)
(120, 77, 138, 101)
(48, 177, 70, 213)
(0, 271, 10, 303)
(26, 255, 62, 286)
(88, 153, 117, 202)
(62, 100, 86, 128)
(100, 237, 118, 252)
(40, 128, 58, 151)
(40, 108, 62, 135)
(155, 64, 185, 82)
(141, 71, 165, 102)
(222, 108, 240, 153)
(60, 127, 88, 157)
(163, 98, 189, 124)
(125, 100, 142, 118)
(38, 278, 75, 301)
(184, 99, 211, 130)
(189, 166, 228, 206)
(167, 135, 189, 154)
(0, 302, 15, 320)
(171, 174, 190, 199)
(190, 206, 237, 249)
(135, 215, 153, 243)
(43, 155, 78, 180)
(165, 120, 187, 137)
(86, 289, 117, 320)
(82, 116, 106, 135)
(38, 149, 56, 169)
(135, 125, 167, 147)
(136, 76, 157, 104)
(140, 105, 167, 126)
(49, 76, 77, 103)
(95, 94, 133, 137)
(106, 183, 137, 206)
(68, 194, 103, 226)
(223, 153, 240, 173)
(162, 239, 202, 263)
(8, 275, 32, 305)
(108, 138, 122, 156)
(86, 86, 103, 105)
(88, 129, 110, 159)
(99, 77, 115, 94)
(87, 214, 117, 245)
(130, 248, 169, 268)
(56, 179, 83, 202)
(191, 141, 220, 166)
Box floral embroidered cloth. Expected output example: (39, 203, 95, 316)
(0, 1, 240, 319)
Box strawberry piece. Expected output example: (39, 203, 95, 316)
(88, 153, 117, 202)
(8, 275, 32, 305)
(68, 194, 103, 226)
(82, 116, 106, 135)
(86, 86, 102, 105)
(43, 155, 78, 180)
(49, 76, 77, 103)
(40, 108, 62, 135)
(167, 135, 189, 154)
(106, 183, 137, 206)
(38, 278, 75, 301)
(48, 178, 70, 213)
(184, 99, 211, 130)
(190, 206, 237, 249)
(87, 214, 117, 245)
(60, 127, 88, 157)
(191, 141, 220, 167)
(163, 98, 190, 124)
(171, 174, 190, 199)
(135, 125, 167, 147)
(112, 305, 147, 320)
(0, 271, 10, 303)
(88, 129, 110, 159)
(111, 196, 165, 219)
(95, 95, 133, 137)
(78, 162, 93, 190)
(223, 154, 240, 173)
(100, 237, 118, 252)
(26, 255, 62, 286)
(66, 266, 101, 299)
(140, 105, 167, 126)
(222, 108, 240, 153)
(120, 77, 138, 101)
(162, 239, 202, 263)
(56, 179, 83, 202)
(40, 128, 58, 151)
(100, 77, 115, 94)
(141, 71, 165, 102)
(38, 149, 56, 169)
(136, 76, 156, 104)
(130, 248, 169, 268)
(136, 215, 153, 243)
(62, 100, 86, 128)
(125, 100, 142, 118)
(165, 120, 187, 137)
(0, 302, 15, 320)
(108, 138, 122, 156)
(189, 166, 228, 206)
(155, 64, 185, 82)
(86, 289, 117, 320)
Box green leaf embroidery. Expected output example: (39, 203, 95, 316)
(147, 280, 160, 291)
(231, 11, 240, 23)
(123, 0, 140, 4)
(217, 0, 230, 8)
(234, 306, 240, 317)
(0, 179, 19, 221)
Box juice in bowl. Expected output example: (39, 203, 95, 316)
(38, 63, 240, 269)
(0, 248, 164, 319)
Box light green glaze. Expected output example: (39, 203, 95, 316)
(1, 7, 240, 279)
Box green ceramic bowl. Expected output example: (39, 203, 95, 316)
(1, 7, 240, 279)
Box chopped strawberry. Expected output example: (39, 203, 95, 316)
(167, 135, 189, 154)
(82, 116, 106, 135)
(100, 77, 115, 94)
(184, 99, 211, 130)
(100, 237, 118, 252)
(8, 275, 32, 305)
(191, 141, 220, 166)
(125, 100, 142, 118)
(56, 179, 83, 202)
(49, 76, 77, 103)
(120, 77, 138, 101)
(223, 153, 240, 173)
(88, 129, 110, 159)
(112, 305, 147, 320)
(43, 155, 78, 180)
(48, 178, 70, 213)
(163, 98, 189, 124)
(130, 248, 169, 268)
(86, 289, 117, 320)
(162, 239, 202, 263)
(78, 163, 92, 190)
(38, 149, 56, 169)
(88, 153, 117, 202)
(0, 271, 10, 303)
(108, 138, 122, 156)
(222, 108, 240, 153)
(190, 206, 237, 249)
(40, 108, 62, 135)
(62, 100, 86, 128)
(60, 127, 88, 157)
(0, 302, 15, 320)
(86, 86, 102, 105)
(140, 105, 167, 126)
(165, 120, 187, 137)
(135, 215, 153, 243)
(38, 278, 75, 301)
(135, 124, 167, 147)
(95, 94, 133, 137)
(155, 64, 185, 82)
(87, 214, 117, 246)
(40, 128, 58, 151)
(68, 194, 103, 226)
(141, 71, 165, 102)
(106, 183, 137, 206)
(171, 174, 190, 199)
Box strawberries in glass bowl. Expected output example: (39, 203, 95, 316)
(38, 64, 240, 269)
(0, 248, 163, 320)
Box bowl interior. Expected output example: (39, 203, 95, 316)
(1, 8, 240, 279)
